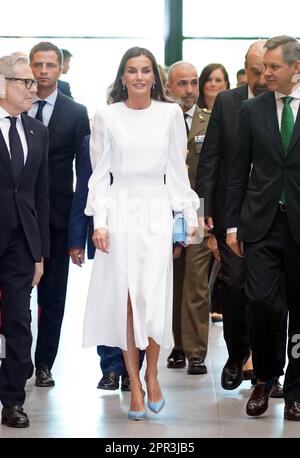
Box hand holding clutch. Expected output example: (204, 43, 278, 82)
(173, 212, 188, 245)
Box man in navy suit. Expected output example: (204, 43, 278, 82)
(57, 80, 72, 99)
(57, 49, 73, 99)
(28, 42, 90, 387)
(68, 135, 144, 391)
(226, 36, 300, 420)
(0, 55, 49, 427)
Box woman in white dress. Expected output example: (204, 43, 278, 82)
(84, 47, 199, 419)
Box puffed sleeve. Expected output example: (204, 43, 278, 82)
(166, 104, 200, 226)
(84, 108, 112, 229)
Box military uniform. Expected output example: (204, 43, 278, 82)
(173, 106, 211, 362)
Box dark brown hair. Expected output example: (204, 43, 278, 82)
(197, 63, 230, 108)
(109, 47, 168, 103)
(29, 42, 63, 66)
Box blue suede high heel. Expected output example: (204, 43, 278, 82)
(128, 410, 146, 421)
(147, 398, 165, 414)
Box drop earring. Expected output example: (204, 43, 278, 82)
(122, 80, 126, 90)
(152, 80, 156, 90)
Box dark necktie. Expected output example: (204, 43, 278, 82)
(183, 113, 190, 137)
(281, 96, 294, 153)
(35, 100, 47, 123)
(280, 96, 294, 204)
(6, 116, 24, 181)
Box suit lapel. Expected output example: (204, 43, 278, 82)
(261, 93, 300, 155)
(18, 115, 37, 183)
(288, 105, 300, 153)
(234, 84, 248, 109)
(48, 91, 65, 133)
(0, 128, 14, 180)
(0, 115, 40, 184)
(263, 93, 283, 155)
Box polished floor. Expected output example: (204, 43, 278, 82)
(0, 261, 299, 438)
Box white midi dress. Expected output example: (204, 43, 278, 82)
(83, 100, 199, 350)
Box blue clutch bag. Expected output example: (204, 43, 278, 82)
(173, 212, 188, 244)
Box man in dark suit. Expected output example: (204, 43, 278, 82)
(68, 136, 94, 265)
(196, 41, 285, 394)
(28, 42, 90, 387)
(57, 80, 72, 99)
(226, 36, 300, 420)
(0, 55, 49, 427)
(68, 135, 143, 391)
(57, 49, 73, 99)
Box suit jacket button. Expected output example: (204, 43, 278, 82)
(15, 188, 18, 193)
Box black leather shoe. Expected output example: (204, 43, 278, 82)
(97, 372, 119, 390)
(243, 369, 254, 380)
(1, 405, 29, 428)
(121, 375, 131, 392)
(187, 357, 207, 375)
(243, 369, 257, 386)
(221, 358, 246, 390)
(270, 378, 284, 398)
(284, 401, 300, 421)
(35, 367, 55, 387)
(167, 348, 186, 369)
(246, 378, 276, 416)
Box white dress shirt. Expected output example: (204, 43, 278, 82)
(0, 106, 28, 163)
(184, 104, 196, 130)
(274, 85, 300, 127)
(28, 89, 58, 126)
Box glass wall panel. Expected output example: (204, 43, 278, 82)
(2, 0, 164, 38)
(1, 1, 164, 117)
(183, 38, 251, 89)
(1, 37, 164, 117)
(183, 0, 300, 38)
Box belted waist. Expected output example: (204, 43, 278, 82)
(111, 174, 165, 188)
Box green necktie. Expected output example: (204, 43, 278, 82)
(280, 96, 294, 204)
(281, 96, 294, 153)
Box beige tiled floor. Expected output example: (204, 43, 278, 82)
(0, 261, 298, 438)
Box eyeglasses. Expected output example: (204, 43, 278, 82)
(5, 78, 38, 89)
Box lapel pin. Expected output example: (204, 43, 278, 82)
(195, 135, 205, 144)
(30, 130, 34, 135)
